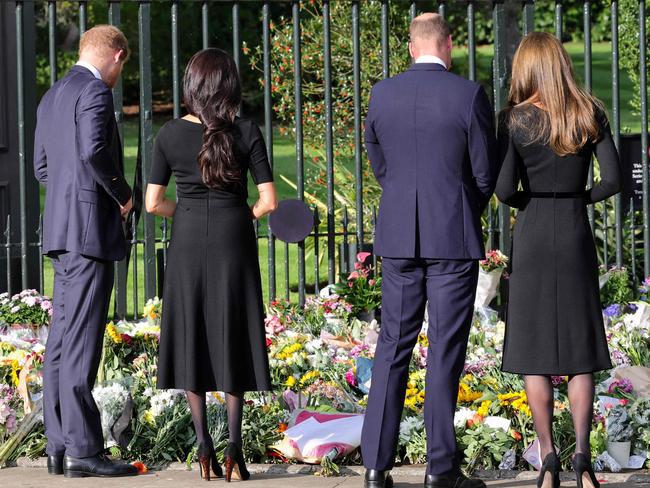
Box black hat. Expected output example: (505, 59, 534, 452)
(269, 199, 314, 243)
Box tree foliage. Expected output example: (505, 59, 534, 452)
(619, 0, 646, 116)
(246, 0, 414, 223)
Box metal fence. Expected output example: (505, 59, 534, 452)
(3, 0, 649, 318)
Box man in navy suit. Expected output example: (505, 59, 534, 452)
(34, 25, 137, 478)
(361, 14, 498, 488)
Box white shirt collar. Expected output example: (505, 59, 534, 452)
(75, 60, 103, 81)
(415, 55, 447, 69)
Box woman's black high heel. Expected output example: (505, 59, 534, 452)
(225, 442, 250, 482)
(537, 452, 561, 488)
(211, 449, 223, 478)
(197, 442, 223, 481)
(197, 443, 214, 481)
(573, 452, 600, 488)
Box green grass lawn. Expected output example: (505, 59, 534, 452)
(455, 41, 640, 132)
(41, 118, 323, 315)
(40, 41, 639, 315)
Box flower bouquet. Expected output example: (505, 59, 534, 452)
(332, 252, 381, 321)
(0, 291, 53, 345)
(606, 403, 634, 467)
(475, 250, 508, 308)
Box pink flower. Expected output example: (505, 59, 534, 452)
(357, 252, 371, 264)
(265, 315, 285, 335)
(348, 271, 359, 280)
(369, 279, 376, 286)
(345, 368, 357, 387)
(619, 399, 629, 406)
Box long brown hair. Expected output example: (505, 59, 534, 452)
(507, 32, 602, 156)
(183, 48, 241, 188)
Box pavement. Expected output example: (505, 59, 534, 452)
(0, 461, 649, 488)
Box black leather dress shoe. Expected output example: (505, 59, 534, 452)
(424, 471, 486, 488)
(63, 453, 138, 478)
(47, 454, 64, 475)
(365, 469, 394, 488)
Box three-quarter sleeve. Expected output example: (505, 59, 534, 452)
(585, 108, 622, 204)
(150, 126, 172, 186)
(246, 123, 273, 185)
(495, 111, 528, 209)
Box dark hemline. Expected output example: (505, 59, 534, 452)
(500, 363, 613, 376)
(156, 380, 274, 393)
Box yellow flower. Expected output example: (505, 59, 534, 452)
(276, 342, 303, 360)
(10, 360, 20, 386)
(458, 383, 482, 404)
(462, 374, 475, 384)
(417, 334, 429, 348)
(143, 410, 155, 425)
(143, 303, 157, 320)
(477, 400, 492, 417)
(286, 376, 297, 387)
(106, 322, 122, 344)
(498, 390, 531, 417)
(299, 370, 320, 386)
(210, 392, 225, 404)
(2, 349, 27, 366)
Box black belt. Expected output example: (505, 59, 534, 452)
(527, 192, 585, 199)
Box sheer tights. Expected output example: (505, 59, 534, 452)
(524, 373, 595, 458)
(186, 391, 245, 447)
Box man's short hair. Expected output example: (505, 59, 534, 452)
(79, 25, 130, 61)
(409, 13, 451, 47)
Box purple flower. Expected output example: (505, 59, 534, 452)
(608, 378, 634, 394)
(551, 376, 566, 387)
(611, 349, 630, 366)
(604, 304, 621, 317)
(350, 344, 370, 358)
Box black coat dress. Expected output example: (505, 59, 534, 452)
(496, 105, 621, 375)
(151, 117, 272, 392)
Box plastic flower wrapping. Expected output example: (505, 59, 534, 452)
(93, 382, 130, 447)
(0, 262, 648, 472)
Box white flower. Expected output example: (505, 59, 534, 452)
(149, 389, 184, 417)
(304, 339, 324, 353)
(454, 408, 477, 428)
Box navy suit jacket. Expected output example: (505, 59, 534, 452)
(366, 63, 499, 260)
(34, 65, 132, 261)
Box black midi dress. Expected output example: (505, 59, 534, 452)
(496, 105, 621, 375)
(151, 117, 272, 392)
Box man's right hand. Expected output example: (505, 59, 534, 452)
(120, 198, 133, 220)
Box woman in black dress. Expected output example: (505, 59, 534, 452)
(496, 33, 620, 488)
(145, 49, 277, 481)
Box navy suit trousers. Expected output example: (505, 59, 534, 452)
(361, 258, 478, 475)
(43, 252, 114, 458)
